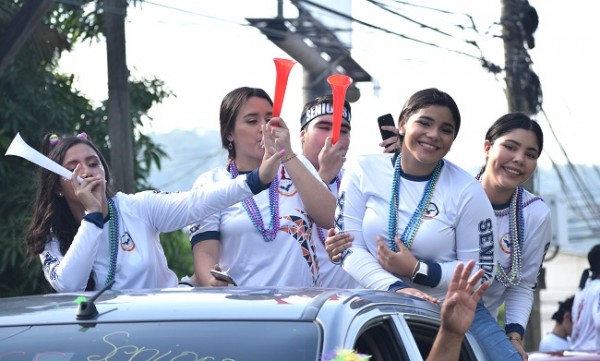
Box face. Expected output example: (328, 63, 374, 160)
(483, 128, 539, 193)
(300, 115, 351, 170)
(59, 143, 106, 204)
(227, 96, 272, 170)
(398, 105, 456, 175)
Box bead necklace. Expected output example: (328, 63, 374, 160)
(388, 154, 442, 252)
(106, 198, 119, 286)
(495, 186, 524, 287)
(229, 161, 280, 242)
(317, 175, 341, 245)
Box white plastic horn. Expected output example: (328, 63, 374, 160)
(5, 132, 83, 183)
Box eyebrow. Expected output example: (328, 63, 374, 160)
(505, 139, 540, 155)
(417, 115, 455, 129)
(242, 111, 272, 118)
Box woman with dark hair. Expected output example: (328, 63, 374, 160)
(469, 112, 551, 360)
(188, 87, 335, 287)
(25, 131, 283, 292)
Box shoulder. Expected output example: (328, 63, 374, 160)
(346, 153, 393, 170)
(193, 165, 230, 187)
(521, 188, 551, 217)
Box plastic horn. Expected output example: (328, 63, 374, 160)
(5, 132, 83, 183)
(327, 74, 353, 144)
(271, 58, 297, 118)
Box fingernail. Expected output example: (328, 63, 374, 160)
(279, 149, 286, 155)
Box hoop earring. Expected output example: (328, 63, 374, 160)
(228, 141, 233, 151)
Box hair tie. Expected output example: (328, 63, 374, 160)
(77, 132, 88, 140)
(49, 134, 60, 147)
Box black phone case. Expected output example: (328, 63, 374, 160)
(377, 114, 396, 141)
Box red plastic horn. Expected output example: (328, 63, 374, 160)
(327, 74, 353, 144)
(272, 58, 297, 118)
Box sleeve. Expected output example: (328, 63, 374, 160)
(428, 181, 498, 290)
(189, 173, 222, 247)
(126, 174, 254, 233)
(338, 161, 401, 291)
(39, 219, 104, 292)
(504, 202, 552, 331)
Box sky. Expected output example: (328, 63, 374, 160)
(57, 0, 600, 175)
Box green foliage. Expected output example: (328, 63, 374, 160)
(160, 230, 194, 281)
(0, 2, 176, 296)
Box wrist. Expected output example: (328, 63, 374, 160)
(282, 153, 297, 163)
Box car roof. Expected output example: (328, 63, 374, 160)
(0, 287, 442, 327)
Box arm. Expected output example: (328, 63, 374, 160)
(338, 159, 402, 290)
(426, 261, 489, 361)
(192, 239, 229, 287)
(40, 219, 103, 292)
(504, 203, 552, 335)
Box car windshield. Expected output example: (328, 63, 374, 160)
(0, 321, 320, 361)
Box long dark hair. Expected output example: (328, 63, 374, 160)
(25, 133, 115, 258)
(477, 112, 544, 177)
(219, 87, 273, 160)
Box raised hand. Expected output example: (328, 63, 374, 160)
(258, 123, 285, 185)
(318, 136, 346, 184)
(71, 163, 105, 214)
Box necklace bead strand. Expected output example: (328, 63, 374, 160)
(229, 161, 280, 242)
(106, 198, 119, 286)
(387, 154, 442, 252)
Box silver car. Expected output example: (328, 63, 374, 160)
(0, 287, 487, 361)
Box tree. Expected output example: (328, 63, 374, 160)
(0, 0, 184, 296)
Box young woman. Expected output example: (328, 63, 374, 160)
(475, 113, 551, 359)
(25, 132, 283, 292)
(334, 88, 498, 303)
(189, 87, 335, 288)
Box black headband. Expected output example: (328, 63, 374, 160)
(300, 102, 351, 129)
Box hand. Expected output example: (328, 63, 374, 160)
(72, 163, 105, 213)
(397, 287, 440, 304)
(318, 136, 346, 183)
(508, 334, 528, 360)
(209, 264, 230, 287)
(378, 125, 400, 153)
(440, 260, 489, 336)
(325, 228, 353, 262)
(267, 117, 293, 155)
(377, 236, 418, 278)
(258, 124, 285, 185)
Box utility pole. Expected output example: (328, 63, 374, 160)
(104, 0, 135, 193)
(501, 0, 542, 351)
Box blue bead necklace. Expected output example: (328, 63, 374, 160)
(495, 186, 524, 287)
(229, 161, 280, 242)
(387, 154, 442, 252)
(106, 198, 119, 286)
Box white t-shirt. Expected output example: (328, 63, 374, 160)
(482, 189, 552, 330)
(312, 169, 360, 289)
(337, 154, 498, 300)
(570, 278, 600, 351)
(41, 176, 255, 292)
(189, 156, 323, 287)
(538, 332, 571, 352)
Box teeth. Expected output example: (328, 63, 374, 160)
(420, 142, 437, 150)
(504, 167, 521, 175)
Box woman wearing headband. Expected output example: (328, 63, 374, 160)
(24, 131, 283, 292)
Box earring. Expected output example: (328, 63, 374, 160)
(228, 141, 233, 151)
(58, 192, 63, 197)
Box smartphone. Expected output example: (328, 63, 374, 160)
(210, 269, 237, 286)
(377, 113, 396, 141)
